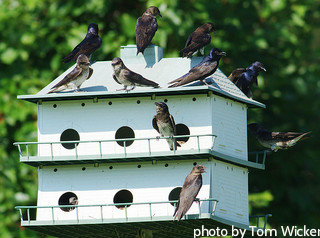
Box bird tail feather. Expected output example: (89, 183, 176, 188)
(288, 131, 311, 146)
(48, 85, 67, 94)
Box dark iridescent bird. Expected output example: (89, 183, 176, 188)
(62, 23, 102, 63)
(174, 165, 206, 221)
(248, 123, 311, 152)
(111, 57, 159, 91)
(180, 23, 215, 58)
(168, 48, 226, 87)
(228, 62, 266, 98)
(153, 102, 181, 151)
(49, 54, 93, 93)
(135, 6, 162, 55)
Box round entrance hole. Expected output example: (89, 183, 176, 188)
(58, 192, 78, 212)
(60, 129, 80, 149)
(175, 124, 190, 144)
(115, 126, 135, 147)
(113, 189, 133, 209)
(168, 187, 182, 206)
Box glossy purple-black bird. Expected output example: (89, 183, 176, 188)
(174, 165, 206, 221)
(168, 48, 226, 87)
(62, 23, 102, 63)
(180, 23, 215, 58)
(228, 62, 266, 98)
(49, 54, 93, 93)
(135, 6, 162, 55)
(248, 123, 311, 152)
(111, 57, 159, 91)
(152, 102, 181, 151)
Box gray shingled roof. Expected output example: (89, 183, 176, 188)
(18, 45, 265, 108)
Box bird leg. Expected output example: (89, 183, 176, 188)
(194, 198, 200, 203)
(156, 136, 160, 141)
(116, 86, 128, 91)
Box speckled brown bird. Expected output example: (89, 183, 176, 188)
(135, 6, 162, 55)
(174, 165, 206, 221)
(62, 23, 102, 63)
(49, 54, 93, 93)
(153, 102, 181, 151)
(180, 23, 215, 58)
(111, 57, 159, 91)
(248, 123, 311, 152)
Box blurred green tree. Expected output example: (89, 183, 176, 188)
(0, 0, 319, 237)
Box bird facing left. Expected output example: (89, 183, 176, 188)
(62, 23, 102, 63)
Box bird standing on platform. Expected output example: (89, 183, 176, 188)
(174, 165, 206, 221)
(111, 57, 159, 91)
(48, 54, 93, 93)
(248, 123, 311, 152)
(180, 23, 215, 58)
(168, 48, 226, 87)
(62, 23, 102, 63)
(152, 102, 181, 151)
(135, 6, 162, 55)
(228, 62, 266, 98)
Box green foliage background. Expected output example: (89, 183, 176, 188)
(0, 0, 319, 237)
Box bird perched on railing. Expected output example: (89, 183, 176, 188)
(111, 57, 159, 91)
(49, 54, 93, 93)
(180, 23, 215, 58)
(174, 165, 206, 221)
(152, 102, 181, 151)
(62, 23, 102, 63)
(135, 6, 162, 55)
(228, 62, 266, 99)
(168, 48, 226, 87)
(248, 123, 311, 152)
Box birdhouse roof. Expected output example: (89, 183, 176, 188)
(17, 45, 265, 108)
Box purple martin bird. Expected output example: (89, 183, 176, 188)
(228, 62, 266, 98)
(49, 54, 93, 93)
(135, 6, 162, 55)
(248, 123, 311, 152)
(168, 48, 226, 87)
(67, 196, 78, 211)
(174, 165, 206, 221)
(152, 102, 181, 151)
(111, 57, 159, 91)
(180, 23, 215, 58)
(62, 23, 102, 63)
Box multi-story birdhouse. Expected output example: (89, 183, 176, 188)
(15, 45, 271, 238)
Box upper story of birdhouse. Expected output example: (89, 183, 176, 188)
(15, 45, 266, 169)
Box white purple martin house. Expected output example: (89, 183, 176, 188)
(15, 45, 270, 238)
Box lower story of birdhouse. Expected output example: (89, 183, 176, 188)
(16, 158, 261, 236)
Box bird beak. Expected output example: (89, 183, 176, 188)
(158, 13, 162, 17)
(219, 51, 227, 56)
(84, 62, 90, 66)
(154, 102, 160, 106)
(260, 66, 266, 72)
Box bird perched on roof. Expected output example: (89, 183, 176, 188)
(62, 23, 102, 63)
(180, 23, 215, 58)
(228, 62, 266, 98)
(135, 6, 162, 55)
(174, 165, 206, 221)
(248, 123, 311, 152)
(111, 57, 159, 91)
(48, 54, 93, 93)
(153, 102, 181, 151)
(168, 48, 226, 87)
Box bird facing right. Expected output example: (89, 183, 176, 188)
(174, 165, 206, 221)
(180, 23, 215, 58)
(228, 62, 266, 99)
(168, 48, 226, 87)
(62, 23, 102, 63)
(135, 6, 162, 55)
(248, 123, 311, 152)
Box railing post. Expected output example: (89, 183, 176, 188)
(173, 137, 176, 154)
(263, 150, 267, 164)
(212, 200, 218, 216)
(51, 207, 55, 224)
(198, 201, 201, 218)
(99, 141, 102, 159)
(124, 141, 127, 158)
(125, 205, 128, 221)
(19, 209, 23, 221)
(75, 144, 78, 159)
(256, 153, 259, 163)
(197, 136, 200, 152)
(256, 217, 260, 228)
(26, 144, 29, 160)
(50, 143, 54, 160)
(149, 203, 152, 220)
(76, 206, 79, 223)
(27, 208, 30, 224)
(100, 205, 103, 222)
(17, 145, 22, 156)
(148, 139, 151, 156)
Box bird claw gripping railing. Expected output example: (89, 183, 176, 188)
(15, 198, 219, 224)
